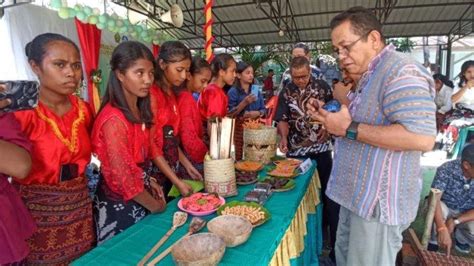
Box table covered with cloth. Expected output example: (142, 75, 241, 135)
(73, 161, 323, 266)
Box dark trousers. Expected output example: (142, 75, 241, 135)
(309, 151, 340, 262)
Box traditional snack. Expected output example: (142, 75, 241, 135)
(220, 205, 266, 225)
(181, 193, 222, 212)
(242, 119, 264, 130)
(234, 161, 263, 172)
(262, 177, 289, 189)
(236, 170, 258, 184)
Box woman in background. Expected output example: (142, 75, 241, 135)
(198, 53, 236, 120)
(177, 56, 211, 175)
(227, 61, 266, 160)
(151, 41, 202, 199)
(92, 41, 166, 245)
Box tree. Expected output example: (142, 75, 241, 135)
(387, 38, 415, 53)
(237, 45, 285, 76)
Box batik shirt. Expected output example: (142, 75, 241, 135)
(432, 159, 474, 213)
(274, 76, 332, 157)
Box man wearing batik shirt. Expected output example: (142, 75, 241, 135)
(429, 144, 474, 256)
(307, 7, 436, 266)
(277, 43, 325, 94)
(274, 56, 339, 263)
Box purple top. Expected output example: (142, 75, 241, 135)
(0, 113, 36, 264)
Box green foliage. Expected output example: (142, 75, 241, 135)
(237, 46, 285, 76)
(388, 38, 415, 53)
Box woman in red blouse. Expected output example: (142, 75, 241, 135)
(198, 53, 236, 120)
(177, 56, 212, 170)
(151, 41, 202, 198)
(12, 33, 94, 264)
(92, 41, 166, 245)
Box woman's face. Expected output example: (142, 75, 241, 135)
(187, 68, 211, 93)
(463, 66, 474, 85)
(30, 41, 82, 96)
(238, 66, 254, 85)
(117, 58, 155, 99)
(160, 58, 191, 87)
(220, 61, 237, 86)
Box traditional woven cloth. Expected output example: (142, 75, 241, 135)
(14, 177, 94, 265)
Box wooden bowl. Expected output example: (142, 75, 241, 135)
(207, 215, 253, 247)
(171, 233, 225, 266)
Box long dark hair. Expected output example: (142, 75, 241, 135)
(233, 61, 253, 91)
(210, 53, 236, 78)
(25, 33, 80, 65)
(433, 73, 454, 89)
(459, 60, 474, 88)
(155, 41, 192, 89)
(99, 41, 154, 127)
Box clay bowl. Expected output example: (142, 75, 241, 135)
(207, 214, 253, 247)
(171, 233, 226, 266)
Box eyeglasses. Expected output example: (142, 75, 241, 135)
(332, 31, 372, 58)
(292, 74, 310, 81)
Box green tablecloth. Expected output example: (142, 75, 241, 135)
(73, 162, 321, 265)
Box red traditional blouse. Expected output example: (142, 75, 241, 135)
(198, 83, 228, 120)
(150, 85, 180, 158)
(13, 96, 93, 185)
(177, 91, 208, 164)
(92, 104, 150, 201)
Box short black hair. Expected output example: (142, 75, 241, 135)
(268, 69, 274, 73)
(290, 56, 310, 72)
(461, 143, 474, 165)
(330, 6, 384, 42)
(292, 42, 310, 55)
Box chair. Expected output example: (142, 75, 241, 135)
(406, 189, 474, 265)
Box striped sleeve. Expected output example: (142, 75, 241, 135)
(382, 64, 437, 136)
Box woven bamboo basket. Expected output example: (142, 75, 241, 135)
(243, 126, 277, 146)
(244, 144, 276, 164)
(204, 158, 237, 197)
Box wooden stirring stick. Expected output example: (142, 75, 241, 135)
(146, 217, 206, 266)
(137, 212, 188, 266)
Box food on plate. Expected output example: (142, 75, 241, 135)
(235, 160, 263, 172)
(273, 158, 302, 168)
(236, 170, 258, 184)
(267, 167, 298, 178)
(261, 177, 289, 189)
(181, 192, 222, 212)
(220, 205, 266, 225)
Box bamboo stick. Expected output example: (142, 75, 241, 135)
(421, 188, 442, 248)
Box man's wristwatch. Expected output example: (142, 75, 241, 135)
(454, 218, 461, 225)
(345, 121, 360, 140)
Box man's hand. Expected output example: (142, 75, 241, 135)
(279, 137, 288, 153)
(316, 128, 331, 143)
(437, 228, 452, 258)
(446, 218, 456, 234)
(307, 99, 352, 137)
(333, 81, 353, 105)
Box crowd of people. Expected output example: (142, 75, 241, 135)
(1, 5, 473, 266)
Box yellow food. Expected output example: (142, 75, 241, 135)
(221, 205, 266, 225)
